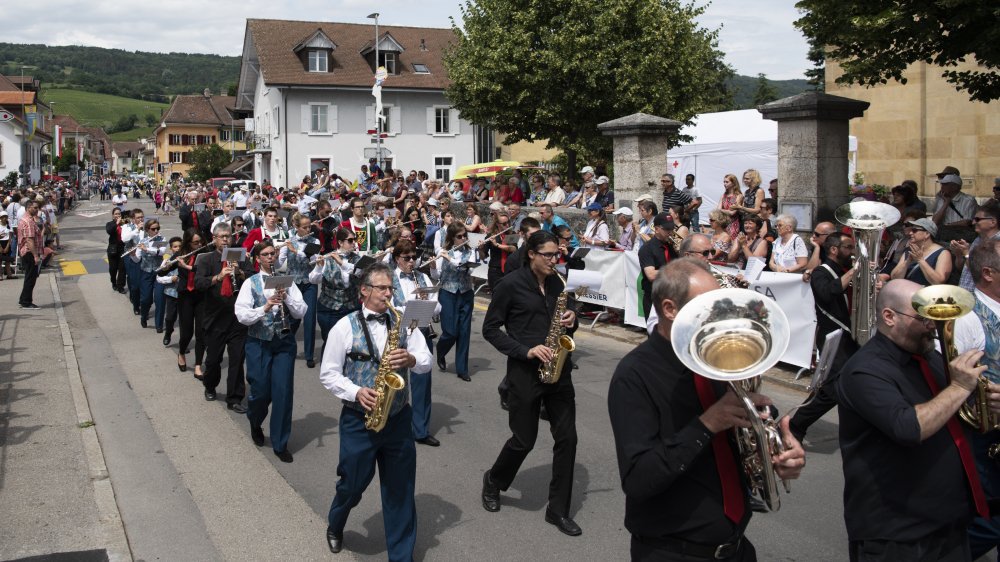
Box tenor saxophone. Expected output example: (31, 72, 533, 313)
(364, 301, 407, 432)
(538, 273, 576, 384)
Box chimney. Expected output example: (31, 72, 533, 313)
(203, 88, 211, 98)
(419, 39, 427, 51)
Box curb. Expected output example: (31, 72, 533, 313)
(49, 274, 133, 562)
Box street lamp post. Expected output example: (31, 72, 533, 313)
(367, 12, 381, 172)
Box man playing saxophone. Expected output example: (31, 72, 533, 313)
(951, 239, 1000, 559)
(319, 263, 431, 559)
(837, 279, 987, 561)
(480, 231, 582, 536)
(608, 258, 805, 561)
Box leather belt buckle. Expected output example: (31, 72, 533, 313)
(714, 538, 740, 559)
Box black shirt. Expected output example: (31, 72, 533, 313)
(836, 331, 973, 542)
(811, 258, 852, 351)
(608, 330, 749, 544)
(637, 236, 675, 315)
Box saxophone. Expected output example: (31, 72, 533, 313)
(364, 301, 407, 432)
(538, 273, 576, 384)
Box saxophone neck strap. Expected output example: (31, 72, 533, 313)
(357, 310, 382, 364)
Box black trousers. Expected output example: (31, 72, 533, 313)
(202, 324, 247, 404)
(488, 367, 577, 516)
(177, 291, 206, 365)
(107, 252, 126, 290)
(487, 266, 504, 291)
(163, 295, 178, 337)
(630, 536, 757, 562)
(19, 252, 39, 306)
(849, 524, 970, 562)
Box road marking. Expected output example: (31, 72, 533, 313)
(60, 260, 88, 276)
(475, 303, 488, 312)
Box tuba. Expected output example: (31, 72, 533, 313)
(911, 285, 1000, 433)
(364, 301, 407, 432)
(835, 201, 900, 345)
(672, 288, 791, 511)
(538, 272, 576, 384)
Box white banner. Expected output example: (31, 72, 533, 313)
(576, 249, 626, 309)
(624, 251, 645, 327)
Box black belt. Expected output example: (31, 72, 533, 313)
(636, 535, 743, 560)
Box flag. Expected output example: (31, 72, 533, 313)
(26, 113, 38, 140)
(77, 142, 84, 162)
(54, 126, 62, 157)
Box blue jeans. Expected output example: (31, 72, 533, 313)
(293, 282, 318, 361)
(327, 406, 416, 562)
(245, 335, 297, 453)
(437, 289, 473, 376)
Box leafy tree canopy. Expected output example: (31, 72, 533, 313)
(444, 0, 734, 170)
(186, 145, 231, 182)
(752, 73, 780, 106)
(795, 0, 1000, 102)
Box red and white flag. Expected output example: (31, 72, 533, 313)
(77, 142, 84, 162)
(53, 125, 62, 157)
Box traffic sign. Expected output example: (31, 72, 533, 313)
(0, 110, 13, 122)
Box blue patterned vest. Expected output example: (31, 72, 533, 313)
(973, 296, 1000, 384)
(439, 247, 475, 294)
(247, 274, 284, 341)
(391, 269, 429, 308)
(139, 235, 165, 272)
(162, 257, 179, 298)
(341, 311, 410, 416)
(318, 253, 361, 311)
(286, 234, 317, 284)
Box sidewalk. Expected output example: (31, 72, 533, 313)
(0, 272, 130, 561)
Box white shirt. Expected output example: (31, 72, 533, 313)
(395, 268, 442, 316)
(771, 234, 807, 269)
(934, 191, 978, 225)
(319, 305, 432, 402)
(231, 191, 248, 208)
(582, 219, 610, 249)
(234, 272, 308, 326)
(112, 194, 127, 208)
(0, 222, 11, 242)
(544, 187, 566, 205)
(955, 288, 999, 354)
(121, 222, 144, 245)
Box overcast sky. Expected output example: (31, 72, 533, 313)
(9, 0, 811, 80)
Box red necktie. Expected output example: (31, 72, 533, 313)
(116, 225, 122, 242)
(220, 272, 234, 297)
(186, 257, 196, 292)
(913, 354, 990, 519)
(500, 235, 507, 271)
(191, 211, 199, 230)
(693, 374, 746, 523)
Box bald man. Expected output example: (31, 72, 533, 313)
(837, 279, 987, 561)
(802, 221, 838, 282)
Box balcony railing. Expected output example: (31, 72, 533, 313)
(246, 134, 271, 152)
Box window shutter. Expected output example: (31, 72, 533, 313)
(365, 105, 375, 131)
(450, 109, 460, 135)
(330, 105, 338, 134)
(301, 104, 311, 133)
(426, 107, 435, 135)
(390, 106, 401, 134)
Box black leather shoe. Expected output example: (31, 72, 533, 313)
(437, 354, 447, 371)
(156, 328, 164, 334)
(306, 359, 316, 368)
(326, 529, 343, 553)
(133, 309, 140, 316)
(204, 389, 216, 401)
(275, 449, 293, 463)
(416, 435, 440, 447)
(458, 373, 471, 382)
(544, 508, 582, 536)
(163, 335, 171, 346)
(482, 471, 501, 512)
(228, 402, 248, 414)
(251, 425, 265, 447)
(140, 318, 148, 328)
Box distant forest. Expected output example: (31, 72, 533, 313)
(0, 42, 807, 109)
(0, 43, 240, 102)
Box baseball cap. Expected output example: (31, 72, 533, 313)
(586, 202, 603, 212)
(935, 166, 960, 178)
(905, 218, 938, 238)
(580, 166, 595, 175)
(612, 207, 633, 217)
(634, 193, 654, 203)
(488, 201, 505, 212)
(937, 174, 963, 187)
(427, 197, 439, 207)
(653, 212, 675, 229)
(594, 176, 610, 185)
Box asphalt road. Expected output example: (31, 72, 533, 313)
(50, 196, 851, 561)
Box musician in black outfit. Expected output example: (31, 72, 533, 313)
(481, 230, 583, 536)
(637, 212, 680, 318)
(312, 200, 339, 254)
(194, 223, 254, 412)
(502, 217, 542, 276)
(180, 192, 212, 241)
(105, 208, 127, 293)
(608, 258, 805, 561)
(788, 232, 860, 441)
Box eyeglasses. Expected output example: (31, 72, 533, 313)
(536, 251, 561, 261)
(455, 234, 467, 239)
(890, 309, 933, 324)
(973, 216, 996, 222)
(353, 206, 365, 210)
(365, 284, 393, 292)
(686, 249, 714, 257)
(344, 237, 356, 242)
(148, 227, 160, 231)
(399, 255, 416, 261)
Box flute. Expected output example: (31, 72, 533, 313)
(156, 243, 214, 274)
(484, 226, 513, 244)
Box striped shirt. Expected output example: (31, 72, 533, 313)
(661, 188, 692, 213)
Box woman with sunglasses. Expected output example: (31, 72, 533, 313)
(280, 214, 321, 367)
(236, 240, 307, 462)
(889, 218, 952, 286)
(435, 223, 479, 381)
(176, 229, 209, 376)
(133, 219, 166, 329)
(311, 228, 363, 351)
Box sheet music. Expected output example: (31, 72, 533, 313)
(400, 299, 437, 328)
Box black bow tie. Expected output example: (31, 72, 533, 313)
(400, 272, 416, 281)
(366, 313, 389, 325)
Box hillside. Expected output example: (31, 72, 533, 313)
(42, 89, 169, 133)
(728, 75, 811, 109)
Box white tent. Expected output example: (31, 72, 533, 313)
(667, 109, 857, 225)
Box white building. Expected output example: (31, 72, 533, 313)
(235, 19, 479, 189)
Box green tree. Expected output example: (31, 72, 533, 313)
(54, 139, 82, 173)
(804, 39, 825, 91)
(145, 113, 158, 127)
(795, 0, 1000, 102)
(3, 171, 19, 189)
(444, 0, 732, 174)
(186, 144, 230, 181)
(752, 73, 779, 106)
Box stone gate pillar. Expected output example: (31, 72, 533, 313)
(598, 113, 682, 208)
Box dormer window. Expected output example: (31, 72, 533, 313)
(380, 52, 397, 75)
(308, 50, 328, 72)
(361, 32, 405, 76)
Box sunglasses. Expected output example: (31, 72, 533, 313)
(455, 234, 468, 239)
(148, 227, 160, 231)
(345, 237, 356, 242)
(686, 249, 714, 257)
(973, 216, 995, 222)
(399, 255, 416, 261)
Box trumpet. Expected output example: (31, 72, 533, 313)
(671, 288, 792, 512)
